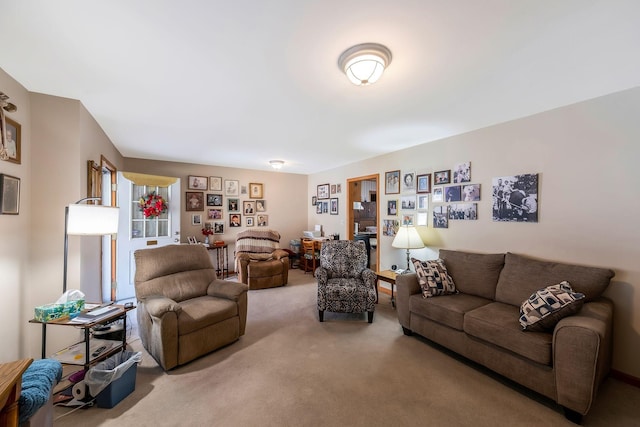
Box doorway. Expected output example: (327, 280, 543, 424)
(347, 174, 379, 271)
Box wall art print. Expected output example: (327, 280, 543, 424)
(492, 173, 538, 222)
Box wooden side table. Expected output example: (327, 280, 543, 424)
(376, 270, 398, 307)
(0, 358, 33, 427)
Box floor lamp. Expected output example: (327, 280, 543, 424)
(63, 198, 119, 293)
(391, 225, 425, 272)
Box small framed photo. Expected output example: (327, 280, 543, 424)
(191, 214, 202, 226)
(209, 176, 222, 191)
(206, 193, 223, 206)
(322, 201, 329, 214)
(241, 185, 248, 195)
(336, 184, 342, 193)
(416, 211, 428, 226)
(257, 214, 268, 226)
(383, 219, 399, 237)
(445, 185, 462, 202)
(188, 175, 208, 190)
(316, 203, 322, 214)
(331, 184, 337, 194)
(387, 199, 397, 216)
(417, 195, 429, 210)
(249, 182, 263, 199)
(214, 221, 225, 234)
(256, 200, 266, 212)
(400, 195, 416, 210)
(417, 174, 431, 194)
(225, 179, 239, 196)
(246, 216, 254, 227)
(207, 208, 223, 220)
(187, 236, 198, 244)
(402, 172, 416, 193)
(432, 187, 444, 203)
(227, 198, 239, 212)
(317, 183, 330, 200)
(330, 198, 338, 215)
(385, 170, 400, 194)
(433, 206, 449, 228)
(186, 192, 204, 211)
(2, 118, 21, 164)
(434, 170, 451, 185)
(0, 174, 20, 214)
(402, 213, 414, 226)
(453, 161, 471, 183)
(243, 201, 256, 215)
(229, 214, 242, 227)
(312, 196, 317, 206)
(461, 184, 481, 201)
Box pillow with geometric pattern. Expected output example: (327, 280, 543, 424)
(519, 281, 585, 332)
(411, 258, 457, 298)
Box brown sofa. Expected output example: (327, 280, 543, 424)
(235, 229, 289, 290)
(134, 244, 248, 370)
(396, 250, 615, 423)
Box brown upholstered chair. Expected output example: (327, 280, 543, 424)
(134, 244, 248, 370)
(234, 229, 289, 290)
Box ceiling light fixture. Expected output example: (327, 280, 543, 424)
(269, 160, 285, 170)
(338, 43, 392, 86)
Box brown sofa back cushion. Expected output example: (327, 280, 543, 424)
(439, 250, 505, 300)
(134, 244, 217, 302)
(495, 252, 615, 306)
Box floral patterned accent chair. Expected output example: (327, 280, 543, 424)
(316, 240, 377, 323)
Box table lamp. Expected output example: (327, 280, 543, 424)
(63, 197, 119, 293)
(391, 225, 425, 271)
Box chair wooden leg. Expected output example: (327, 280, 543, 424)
(367, 311, 374, 323)
(319, 310, 324, 322)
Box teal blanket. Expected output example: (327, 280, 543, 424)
(18, 359, 62, 425)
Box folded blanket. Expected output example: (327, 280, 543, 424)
(19, 359, 63, 424)
(236, 229, 281, 253)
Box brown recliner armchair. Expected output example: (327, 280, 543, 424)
(134, 244, 248, 370)
(235, 229, 289, 290)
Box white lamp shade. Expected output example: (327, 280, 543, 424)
(392, 226, 425, 250)
(67, 204, 119, 235)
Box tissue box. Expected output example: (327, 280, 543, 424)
(34, 299, 85, 322)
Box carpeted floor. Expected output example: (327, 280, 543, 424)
(53, 269, 640, 426)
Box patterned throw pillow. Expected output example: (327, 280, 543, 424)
(411, 258, 457, 298)
(519, 281, 585, 332)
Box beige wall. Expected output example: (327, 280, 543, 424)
(309, 87, 640, 378)
(122, 158, 308, 256)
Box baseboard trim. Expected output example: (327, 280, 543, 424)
(610, 369, 640, 388)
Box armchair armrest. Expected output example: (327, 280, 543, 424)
(272, 249, 289, 260)
(395, 273, 420, 329)
(207, 279, 249, 301)
(140, 296, 182, 318)
(362, 269, 377, 289)
(553, 298, 613, 415)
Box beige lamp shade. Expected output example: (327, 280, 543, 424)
(67, 204, 119, 235)
(392, 225, 425, 271)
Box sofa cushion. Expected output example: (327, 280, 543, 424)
(178, 296, 238, 335)
(409, 293, 492, 331)
(519, 281, 585, 332)
(411, 258, 457, 298)
(495, 252, 614, 306)
(439, 250, 505, 300)
(464, 302, 552, 365)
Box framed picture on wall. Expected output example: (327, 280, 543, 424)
(417, 174, 431, 193)
(256, 200, 266, 212)
(209, 176, 222, 191)
(229, 214, 241, 227)
(246, 216, 254, 227)
(249, 183, 263, 199)
(387, 199, 397, 216)
(385, 170, 400, 194)
(330, 198, 338, 215)
(0, 174, 20, 214)
(243, 201, 256, 215)
(317, 183, 330, 199)
(227, 198, 239, 212)
(432, 187, 444, 203)
(2, 118, 21, 164)
(191, 214, 202, 226)
(434, 170, 451, 185)
(316, 203, 322, 214)
(207, 208, 223, 220)
(186, 192, 204, 211)
(206, 193, 223, 206)
(312, 196, 317, 206)
(225, 179, 239, 196)
(188, 175, 208, 190)
(257, 214, 268, 226)
(214, 221, 225, 234)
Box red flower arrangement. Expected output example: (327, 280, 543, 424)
(139, 192, 168, 218)
(202, 227, 214, 236)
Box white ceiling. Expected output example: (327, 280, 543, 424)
(1, 1, 639, 174)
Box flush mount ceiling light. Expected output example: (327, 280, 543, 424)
(269, 160, 285, 170)
(338, 43, 392, 86)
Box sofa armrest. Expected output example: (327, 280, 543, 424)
(395, 273, 421, 330)
(141, 296, 182, 318)
(272, 249, 289, 261)
(207, 279, 249, 301)
(553, 297, 613, 415)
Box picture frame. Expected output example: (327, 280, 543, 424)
(207, 208, 223, 220)
(330, 198, 338, 215)
(317, 183, 330, 200)
(206, 193, 223, 206)
(400, 195, 416, 210)
(453, 161, 471, 183)
(214, 221, 225, 234)
(385, 170, 400, 194)
(434, 170, 451, 185)
(225, 179, 239, 196)
(433, 206, 449, 228)
(0, 174, 20, 214)
(312, 196, 317, 206)
(416, 211, 428, 226)
(322, 201, 329, 214)
(229, 213, 242, 227)
(2, 118, 21, 164)
(432, 187, 444, 203)
(227, 198, 240, 212)
(243, 201, 256, 215)
(387, 199, 398, 216)
(331, 184, 336, 194)
(445, 185, 462, 202)
(246, 216, 254, 227)
(402, 213, 414, 226)
(417, 173, 431, 194)
(188, 175, 208, 190)
(402, 171, 416, 193)
(256, 200, 266, 212)
(240, 185, 247, 195)
(461, 184, 481, 201)
(257, 214, 268, 226)
(186, 191, 204, 211)
(249, 182, 263, 199)
(316, 203, 322, 214)
(417, 195, 429, 210)
(336, 184, 342, 193)
(187, 236, 198, 244)
(209, 176, 222, 191)
(382, 219, 399, 237)
(191, 214, 202, 226)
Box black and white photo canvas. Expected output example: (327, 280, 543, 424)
(462, 184, 481, 201)
(492, 173, 538, 222)
(433, 206, 448, 228)
(448, 203, 477, 220)
(401, 195, 416, 210)
(453, 161, 471, 183)
(445, 185, 462, 202)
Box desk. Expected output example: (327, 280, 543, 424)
(0, 359, 32, 427)
(376, 270, 397, 307)
(208, 243, 229, 278)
